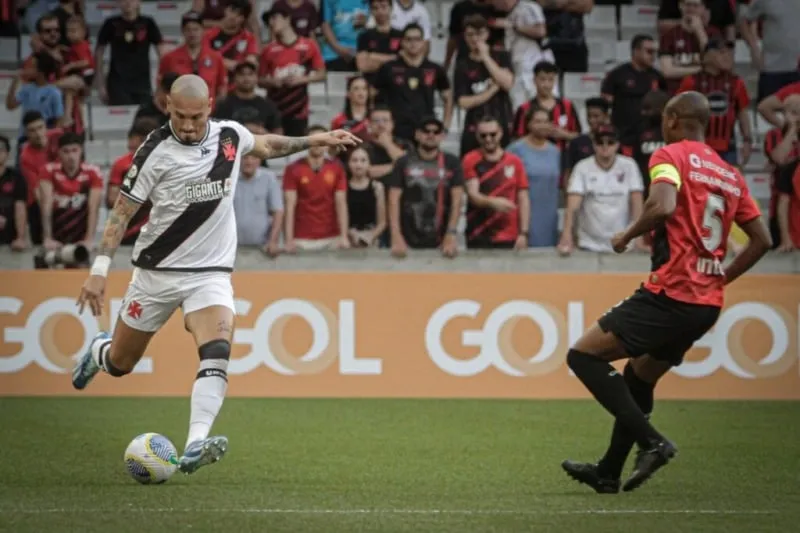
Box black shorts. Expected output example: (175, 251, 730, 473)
(597, 287, 721, 366)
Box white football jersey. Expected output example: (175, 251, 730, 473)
(120, 119, 256, 272)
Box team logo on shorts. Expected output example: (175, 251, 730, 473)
(127, 300, 143, 320)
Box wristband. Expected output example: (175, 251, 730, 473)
(90, 255, 111, 277)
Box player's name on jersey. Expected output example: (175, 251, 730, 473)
(185, 178, 233, 203)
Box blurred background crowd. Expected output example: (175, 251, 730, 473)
(1, 0, 799, 263)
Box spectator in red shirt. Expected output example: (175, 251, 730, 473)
(330, 75, 370, 159)
(259, 4, 326, 136)
(283, 125, 350, 252)
(159, 11, 228, 100)
(658, 0, 720, 94)
(757, 81, 800, 129)
(38, 132, 103, 250)
(106, 118, 159, 245)
(18, 111, 61, 245)
(204, 0, 259, 89)
(676, 39, 752, 166)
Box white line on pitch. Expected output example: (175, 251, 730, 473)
(0, 508, 779, 516)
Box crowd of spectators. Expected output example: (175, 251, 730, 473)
(1, 0, 800, 261)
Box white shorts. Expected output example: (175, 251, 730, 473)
(118, 269, 235, 332)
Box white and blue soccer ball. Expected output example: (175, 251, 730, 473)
(124, 433, 179, 484)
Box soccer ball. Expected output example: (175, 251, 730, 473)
(124, 433, 179, 484)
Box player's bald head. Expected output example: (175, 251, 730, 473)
(665, 91, 710, 130)
(170, 74, 209, 101)
(166, 74, 212, 143)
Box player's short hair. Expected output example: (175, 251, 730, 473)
(0, 134, 10, 153)
(586, 97, 610, 114)
(22, 110, 45, 127)
(129, 117, 159, 139)
(631, 34, 654, 51)
(227, 0, 252, 20)
(33, 51, 59, 77)
(402, 23, 424, 38)
(534, 61, 558, 76)
(463, 14, 488, 31)
(308, 124, 328, 135)
(58, 132, 83, 149)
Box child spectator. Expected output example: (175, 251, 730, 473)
(346, 146, 386, 247)
(61, 15, 94, 130)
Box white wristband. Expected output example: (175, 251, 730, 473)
(90, 255, 111, 277)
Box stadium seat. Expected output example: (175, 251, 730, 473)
(140, 1, 191, 32)
(584, 6, 617, 42)
(744, 172, 771, 202)
(85, 140, 109, 167)
(0, 106, 21, 138)
(562, 72, 604, 101)
(0, 38, 20, 68)
(619, 5, 659, 41)
(438, 2, 454, 33)
(90, 105, 138, 139)
(108, 140, 130, 162)
(614, 40, 632, 63)
(85, 1, 120, 30)
(588, 39, 617, 69)
(326, 72, 353, 99)
(429, 37, 447, 64)
(0, 69, 15, 94)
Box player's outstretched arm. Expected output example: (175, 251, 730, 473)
(723, 216, 772, 286)
(249, 130, 362, 160)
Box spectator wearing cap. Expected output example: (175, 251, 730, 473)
(320, 0, 369, 72)
(204, 0, 259, 90)
(158, 11, 228, 100)
(364, 106, 413, 186)
(283, 125, 350, 252)
(356, 0, 403, 87)
(95, 0, 166, 106)
(507, 107, 560, 248)
(559, 125, 646, 255)
(739, 0, 800, 102)
(5, 51, 64, 135)
(259, 5, 326, 136)
(266, 0, 320, 38)
(601, 34, 667, 140)
(214, 63, 282, 133)
(388, 116, 463, 258)
(462, 116, 529, 250)
(454, 14, 514, 157)
(38, 132, 103, 250)
(234, 151, 284, 257)
(106, 117, 159, 245)
(677, 38, 752, 166)
(0, 135, 28, 250)
(135, 71, 178, 125)
(564, 97, 610, 178)
(373, 23, 452, 142)
(18, 110, 61, 245)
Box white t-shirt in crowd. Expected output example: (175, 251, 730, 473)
(567, 154, 644, 253)
(391, 0, 432, 39)
(505, 0, 553, 70)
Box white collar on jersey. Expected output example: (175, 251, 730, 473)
(168, 120, 211, 147)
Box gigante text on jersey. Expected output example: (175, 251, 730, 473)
(185, 178, 233, 203)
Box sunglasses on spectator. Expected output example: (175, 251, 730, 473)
(478, 131, 500, 139)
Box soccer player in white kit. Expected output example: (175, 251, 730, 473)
(73, 74, 360, 474)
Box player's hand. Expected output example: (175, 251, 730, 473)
(10, 237, 28, 252)
(77, 275, 106, 316)
(514, 234, 527, 250)
(44, 238, 62, 251)
(441, 233, 458, 259)
(312, 130, 362, 151)
(489, 197, 516, 213)
(611, 232, 630, 253)
(391, 237, 408, 259)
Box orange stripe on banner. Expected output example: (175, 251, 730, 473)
(0, 272, 797, 399)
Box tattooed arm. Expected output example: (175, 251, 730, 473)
(249, 130, 362, 160)
(96, 195, 142, 259)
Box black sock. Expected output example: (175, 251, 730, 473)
(98, 342, 128, 377)
(597, 363, 655, 479)
(567, 349, 662, 449)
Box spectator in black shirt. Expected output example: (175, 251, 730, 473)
(446, 0, 506, 71)
(454, 14, 514, 156)
(373, 23, 452, 142)
(541, 0, 593, 73)
(0, 135, 28, 249)
(388, 116, 463, 257)
(214, 63, 282, 133)
(134, 71, 178, 126)
(621, 89, 668, 197)
(95, 0, 165, 105)
(364, 106, 413, 185)
(564, 96, 609, 177)
(601, 34, 667, 139)
(356, 0, 402, 87)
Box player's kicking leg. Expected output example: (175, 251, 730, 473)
(178, 303, 234, 475)
(562, 355, 672, 494)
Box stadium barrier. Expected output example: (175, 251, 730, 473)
(0, 271, 798, 399)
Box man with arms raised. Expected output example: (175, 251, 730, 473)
(72, 74, 359, 475)
(560, 91, 771, 493)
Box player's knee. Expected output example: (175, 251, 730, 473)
(566, 349, 594, 370)
(198, 339, 231, 361)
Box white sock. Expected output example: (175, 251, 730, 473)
(186, 358, 228, 449)
(91, 338, 113, 373)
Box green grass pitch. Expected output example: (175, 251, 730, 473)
(0, 398, 798, 533)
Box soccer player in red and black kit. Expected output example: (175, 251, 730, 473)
(677, 39, 752, 166)
(561, 91, 772, 493)
(38, 133, 104, 250)
(463, 116, 529, 249)
(259, 4, 326, 136)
